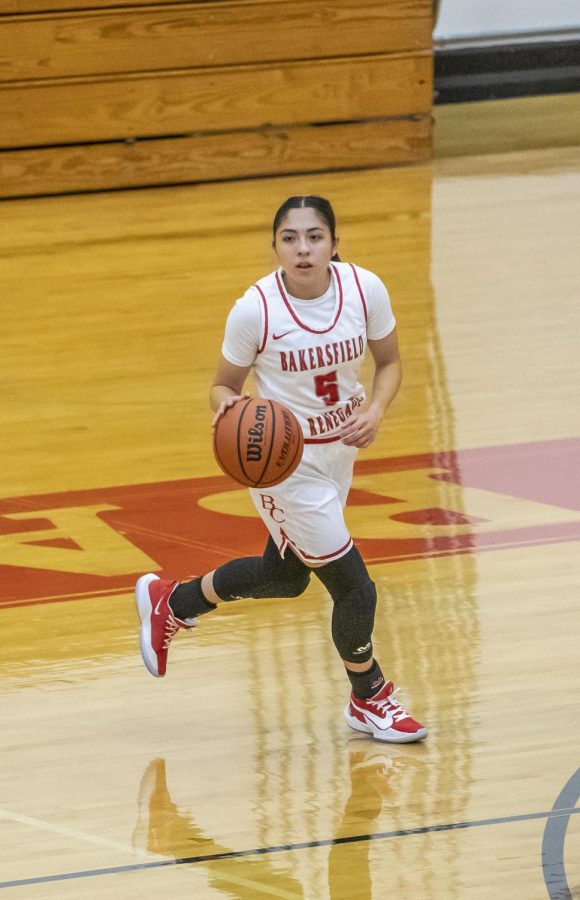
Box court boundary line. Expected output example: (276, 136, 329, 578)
(0, 808, 154, 860)
(1, 804, 579, 890)
(542, 768, 580, 900)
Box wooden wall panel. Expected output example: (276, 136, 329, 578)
(1, 54, 432, 148)
(0, 0, 434, 196)
(0, 117, 431, 198)
(0, 1, 432, 81)
(0, 0, 185, 11)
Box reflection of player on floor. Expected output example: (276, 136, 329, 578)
(328, 741, 411, 898)
(135, 195, 427, 743)
(133, 758, 306, 896)
(133, 749, 410, 897)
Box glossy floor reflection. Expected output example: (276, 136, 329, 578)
(132, 745, 427, 900)
(1, 122, 580, 897)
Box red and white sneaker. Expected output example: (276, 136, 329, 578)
(344, 681, 428, 743)
(135, 574, 195, 677)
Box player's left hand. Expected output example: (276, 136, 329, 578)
(340, 410, 382, 448)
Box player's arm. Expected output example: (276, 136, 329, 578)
(210, 356, 252, 424)
(341, 328, 402, 448)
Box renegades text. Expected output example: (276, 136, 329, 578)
(279, 334, 364, 372)
(307, 395, 364, 437)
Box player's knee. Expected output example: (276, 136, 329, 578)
(314, 544, 372, 596)
(270, 570, 311, 598)
(331, 582, 377, 664)
(262, 543, 311, 597)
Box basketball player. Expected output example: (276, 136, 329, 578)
(136, 196, 427, 743)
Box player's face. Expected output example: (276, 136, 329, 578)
(274, 208, 338, 298)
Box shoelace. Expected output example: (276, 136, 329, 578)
(162, 615, 179, 649)
(368, 688, 410, 722)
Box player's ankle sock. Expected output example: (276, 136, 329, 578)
(346, 659, 386, 700)
(169, 578, 216, 620)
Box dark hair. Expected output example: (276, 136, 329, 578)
(272, 195, 341, 261)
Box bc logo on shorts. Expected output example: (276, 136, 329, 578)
(259, 495, 286, 524)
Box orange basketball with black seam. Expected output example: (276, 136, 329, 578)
(213, 398, 304, 488)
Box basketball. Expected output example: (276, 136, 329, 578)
(213, 398, 304, 488)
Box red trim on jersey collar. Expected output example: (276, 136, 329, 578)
(349, 263, 368, 323)
(274, 264, 343, 335)
(253, 284, 268, 353)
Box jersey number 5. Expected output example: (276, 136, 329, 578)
(314, 371, 339, 406)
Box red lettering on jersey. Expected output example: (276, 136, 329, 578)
(308, 417, 318, 436)
(279, 334, 364, 377)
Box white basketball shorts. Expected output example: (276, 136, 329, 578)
(250, 440, 358, 565)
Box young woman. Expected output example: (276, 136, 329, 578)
(136, 196, 427, 744)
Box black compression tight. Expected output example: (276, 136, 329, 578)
(213, 540, 377, 665)
(213, 536, 311, 600)
(171, 540, 377, 668)
(314, 545, 377, 664)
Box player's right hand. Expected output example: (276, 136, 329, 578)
(211, 394, 250, 427)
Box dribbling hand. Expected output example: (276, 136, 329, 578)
(211, 394, 251, 427)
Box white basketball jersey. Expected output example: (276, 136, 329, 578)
(251, 263, 374, 442)
(221, 261, 395, 561)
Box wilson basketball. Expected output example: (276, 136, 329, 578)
(213, 398, 304, 488)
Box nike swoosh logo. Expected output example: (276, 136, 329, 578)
(351, 702, 393, 729)
(273, 330, 293, 341)
(154, 597, 164, 615)
(363, 710, 394, 729)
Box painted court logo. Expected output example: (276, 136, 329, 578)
(0, 438, 578, 608)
